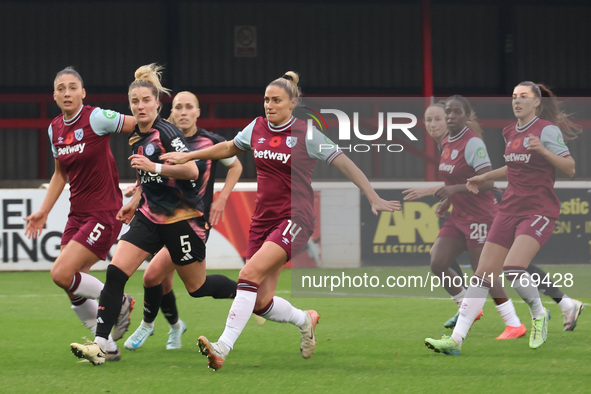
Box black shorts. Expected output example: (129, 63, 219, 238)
(121, 211, 206, 266)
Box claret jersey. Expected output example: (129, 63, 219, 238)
(500, 116, 570, 219)
(129, 117, 202, 224)
(234, 116, 341, 226)
(49, 105, 124, 213)
(439, 127, 497, 220)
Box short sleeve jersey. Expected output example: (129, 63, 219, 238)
(234, 116, 341, 227)
(500, 116, 570, 219)
(185, 128, 228, 223)
(439, 127, 498, 221)
(129, 117, 202, 224)
(48, 105, 124, 213)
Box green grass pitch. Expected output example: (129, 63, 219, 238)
(0, 266, 589, 393)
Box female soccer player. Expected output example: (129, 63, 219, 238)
(123, 91, 242, 351)
(161, 71, 400, 370)
(70, 64, 207, 365)
(407, 103, 584, 333)
(405, 98, 525, 339)
(24, 67, 136, 359)
(425, 81, 581, 355)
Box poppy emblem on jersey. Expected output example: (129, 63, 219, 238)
(512, 138, 522, 149)
(65, 132, 75, 144)
(269, 136, 282, 147)
(523, 137, 530, 148)
(286, 136, 297, 148)
(145, 144, 155, 156)
(74, 128, 84, 141)
(451, 149, 458, 160)
(138, 146, 143, 155)
(442, 148, 450, 159)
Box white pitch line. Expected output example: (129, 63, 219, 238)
(1, 291, 589, 309)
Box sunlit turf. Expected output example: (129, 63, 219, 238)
(0, 266, 589, 393)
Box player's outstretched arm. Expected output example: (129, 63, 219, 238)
(129, 154, 199, 180)
(467, 165, 507, 194)
(24, 159, 67, 239)
(402, 185, 442, 201)
(437, 166, 495, 199)
(120, 115, 138, 134)
(331, 154, 401, 216)
(161, 140, 243, 164)
(210, 158, 243, 226)
(117, 186, 142, 224)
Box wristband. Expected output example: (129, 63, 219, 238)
(154, 163, 162, 174)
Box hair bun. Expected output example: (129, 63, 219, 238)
(281, 71, 299, 85)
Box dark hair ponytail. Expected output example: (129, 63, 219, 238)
(517, 81, 581, 141)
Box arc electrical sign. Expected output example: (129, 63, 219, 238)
(361, 186, 591, 266)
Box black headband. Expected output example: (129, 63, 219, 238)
(282, 74, 293, 81)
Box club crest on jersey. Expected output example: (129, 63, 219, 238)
(523, 137, 530, 148)
(74, 128, 84, 141)
(451, 149, 458, 160)
(145, 143, 155, 156)
(286, 136, 297, 148)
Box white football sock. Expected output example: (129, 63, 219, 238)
(506, 269, 545, 319)
(451, 284, 489, 346)
(104, 338, 118, 353)
(452, 288, 467, 307)
(262, 296, 307, 327)
(218, 288, 257, 350)
(71, 298, 98, 334)
(141, 320, 155, 329)
(95, 336, 107, 351)
(94, 334, 117, 352)
(70, 272, 104, 299)
(495, 299, 521, 327)
(558, 296, 575, 312)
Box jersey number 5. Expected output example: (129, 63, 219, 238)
(180, 235, 192, 253)
(89, 223, 106, 242)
